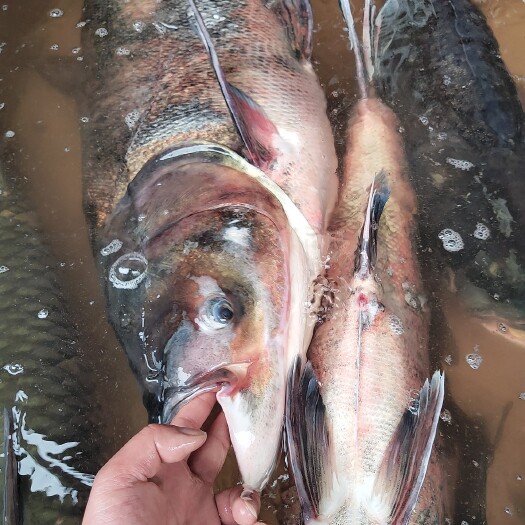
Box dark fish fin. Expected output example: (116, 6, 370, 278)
(188, 0, 278, 167)
(354, 171, 390, 277)
(373, 371, 445, 525)
(339, 0, 368, 98)
(270, 0, 313, 60)
(285, 356, 332, 521)
(1, 408, 19, 525)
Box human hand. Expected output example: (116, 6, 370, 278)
(83, 393, 266, 525)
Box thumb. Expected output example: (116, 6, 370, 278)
(98, 424, 207, 483)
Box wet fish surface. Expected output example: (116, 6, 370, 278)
(373, 0, 525, 329)
(0, 162, 100, 524)
(285, 1, 446, 523)
(81, 0, 337, 493)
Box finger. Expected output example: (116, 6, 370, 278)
(189, 411, 230, 483)
(215, 486, 261, 525)
(171, 391, 217, 429)
(98, 424, 206, 483)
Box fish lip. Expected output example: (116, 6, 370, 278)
(161, 361, 252, 424)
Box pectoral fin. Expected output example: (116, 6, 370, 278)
(271, 0, 313, 60)
(189, 0, 279, 168)
(285, 356, 332, 522)
(373, 371, 445, 525)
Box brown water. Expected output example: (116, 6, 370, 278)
(0, 0, 524, 523)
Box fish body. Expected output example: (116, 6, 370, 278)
(82, 0, 337, 492)
(285, 3, 444, 523)
(0, 163, 100, 523)
(373, 0, 525, 326)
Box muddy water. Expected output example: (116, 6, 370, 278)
(0, 0, 524, 523)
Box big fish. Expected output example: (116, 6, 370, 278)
(0, 161, 101, 523)
(81, 0, 337, 493)
(285, 1, 445, 523)
(372, 0, 525, 332)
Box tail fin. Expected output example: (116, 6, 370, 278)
(355, 171, 390, 278)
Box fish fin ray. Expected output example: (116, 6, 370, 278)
(373, 371, 445, 525)
(270, 0, 313, 60)
(188, 0, 277, 167)
(339, 0, 368, 98)
(354, 171, 390, 277)
(285, 357, 332, 521)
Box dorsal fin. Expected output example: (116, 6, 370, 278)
(270, 0, 313, 60)
(339, 0, 368, 98)
(188, 0, 279, 168)
(355, 171, 390, 278)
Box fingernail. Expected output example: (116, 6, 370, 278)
(176, 426, 207, 437)
(243, 499, 258, 519)
(241, 490, 258, 518)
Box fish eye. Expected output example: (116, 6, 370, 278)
(198, 297, 234, 331)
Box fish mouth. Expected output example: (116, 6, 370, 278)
(161, 362, 252, 424)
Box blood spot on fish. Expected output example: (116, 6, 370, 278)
(357, 293, 367, 308)
(438, 229, 464, 252)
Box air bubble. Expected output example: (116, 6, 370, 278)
(438, 228, 464, 252)
(444, 355, 452, 365)
(0, 266, 9, 273)
(80, 116, 89, 123)
(50, 44, 59, 51)
(100, 239, 123, 256)
(5, 130, 14, 138)
(115, 47, 130, 56)
(72, 47, 81, 54)
(133, 20, 146, 32)
(49, 8, 64, 17)
(95, 27, 108, 37)
(125, 110, 140, 129)
(505, 507, 512, 516)
(37, 308, 49, 319)
(389, 315, 404, 335)
(3, 363, 23, 375)
(437, 132, 447, 141)
(443, 75, 451, 85)
(76, 21, 87, 28)
(109, 253, 148, 290)
(519, 393, 525, 401)
(466, 352, 483, 370)
(419, 116, 429, 126)
(440, 409, 452, 423)
(446, 157, 474, 171)
(498, 323, 507, 333)
(473, 223, 490, 240)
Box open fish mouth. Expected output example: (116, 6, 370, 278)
(161, 362, 252, 424)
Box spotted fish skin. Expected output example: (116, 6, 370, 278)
(82, 0, 337, 236)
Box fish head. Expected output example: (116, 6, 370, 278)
(99, 144, 311, 491)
